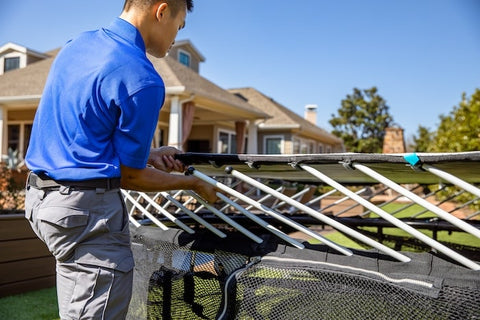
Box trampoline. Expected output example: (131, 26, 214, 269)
(125, 152, 480, 319)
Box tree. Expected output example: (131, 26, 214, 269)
(429, 89, 480, 152)
(329, 87, 393, 153)
(410, 125, 433, 152)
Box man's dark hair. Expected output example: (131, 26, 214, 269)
(123, 0, 193, 16)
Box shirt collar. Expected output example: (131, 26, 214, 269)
(107, 17, 146, 52)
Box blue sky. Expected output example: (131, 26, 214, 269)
(1, 0, 479, 141)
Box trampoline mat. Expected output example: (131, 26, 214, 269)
(176, 151, 480, 184)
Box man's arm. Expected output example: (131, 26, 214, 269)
(120, 147, 218, 203)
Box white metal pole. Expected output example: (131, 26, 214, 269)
(225, 167, 410, 262)
(300, 165, 480, 271)
(190, 167, 352, 255)
(138, 192, 195, 234)
(353, 163, 480, 239)
(128, 214, 142, 228)
(272, 187, 313, 210)
(185, 190, 263, 244)
(245, 186, 283, 210)
(159, 191, 227, 238)
(217, 193, 305, 249)
(423, 164, 480, 198)
(122, 190, 169, 231)
(289, 188, 338, 215)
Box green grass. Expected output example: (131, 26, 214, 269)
(0, 287, 59, 320)
(309, 202, 480, 250)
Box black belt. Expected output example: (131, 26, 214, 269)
(28, 172, 121, 191)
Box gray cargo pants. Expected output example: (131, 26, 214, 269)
(25, 182, 134, 320)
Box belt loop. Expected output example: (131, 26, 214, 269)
(26, 171, 33, 189)
(59, 186, 71, 195)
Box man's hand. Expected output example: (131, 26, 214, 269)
(147, 146, 185, 173)
(192, 177, 219, 204)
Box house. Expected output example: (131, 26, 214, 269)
(229, 88, 344, 154)
(0, 40, 342, 161)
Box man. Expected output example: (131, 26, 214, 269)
(24, 0, 216, 318)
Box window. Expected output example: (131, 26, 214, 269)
(293, 137, 313, 154)
(4, 57, 20, 72)
(218, 131, 237, 154)
(264, 135, 284, 154)
(152, 128, 164, 148)
(23, 124, 32, 156)
(7, 123, 32, 158)
(293, 139, 300, 154)
(300, 141, 309, 154)
(7, 125, 20, 152)
(318, 144, 324, 153)
(178, 50, 191, 67)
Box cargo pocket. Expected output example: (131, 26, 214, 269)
(74, 243, 135, 273)
(36, 206, 89, 261)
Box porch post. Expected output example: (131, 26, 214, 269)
(247, 120, 258, 154)
(0, 106, 5, 158)
(168, 96, 183, 150)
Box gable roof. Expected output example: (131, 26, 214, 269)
(229, 87, 342, 144)
(0, 48, 59, 98)
(171, 40, 206, 62)
(0, 42, 50, 59)
(0, 47, 267, 120)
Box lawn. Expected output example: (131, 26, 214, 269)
(310, 203, 480, 250)
(0, 287, 59, 320)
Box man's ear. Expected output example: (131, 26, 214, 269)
(155, 2, 169, 21)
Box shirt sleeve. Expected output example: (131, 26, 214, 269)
(113, 85, 165, 168)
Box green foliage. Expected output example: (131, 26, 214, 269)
(329, 87, 393, 153)
(408, 89, 480, 212)
(1, 148, 23, 169)
(410, 125, 433, 152)
(429, 89, 480, 152)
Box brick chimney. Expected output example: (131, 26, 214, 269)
(383, 126, 406, 153)
(304, 104, 317, 125)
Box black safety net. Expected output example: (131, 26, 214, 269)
(127, 226, 480, 320)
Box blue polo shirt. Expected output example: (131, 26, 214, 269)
(26, 18, 165, 181)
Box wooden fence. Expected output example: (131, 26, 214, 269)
(0, 213, 55, 298)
